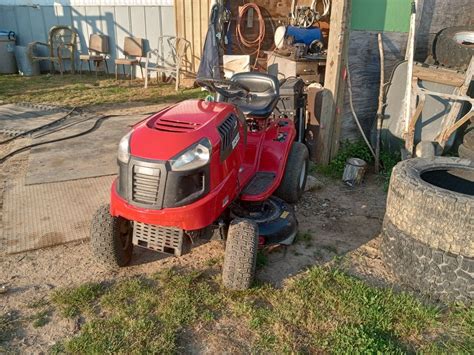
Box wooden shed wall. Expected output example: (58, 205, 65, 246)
(174, 0, 212, 75)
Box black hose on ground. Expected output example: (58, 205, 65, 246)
(0, 107, 76, 145)
(0, 111, 158, 164)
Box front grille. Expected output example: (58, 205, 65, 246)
(132, 165, 161, 205)
(218, 114, 238, 156)
(133, 222, 184, 256)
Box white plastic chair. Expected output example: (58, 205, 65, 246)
(144, 36, 190, 91)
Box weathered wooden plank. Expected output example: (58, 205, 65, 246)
(318, 0, 348, 164)
(130, 6, 148, 51)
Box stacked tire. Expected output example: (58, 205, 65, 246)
(381, 157, 473, 304)
(434, 25, 474, 71)
(459, 123, 474, 160)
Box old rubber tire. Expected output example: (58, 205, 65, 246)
(381, 219, 473, 304)
(222, 219, 258, 290)
(381, 157, 474, 303)
(90, 204, 133, 268)
(464, 128, 474, 150)
(458, 144, 474, 160)
(434, 26, 474, 71)
(274, 142, 309, 203)
(459, 124, 474, 160)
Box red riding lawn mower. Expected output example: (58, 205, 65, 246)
(91, 73, 309, 289)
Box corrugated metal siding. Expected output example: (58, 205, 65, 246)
(0, 4, 175, 73)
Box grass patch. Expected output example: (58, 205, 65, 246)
(295, 231, 313, 247)
(0, 74, 204, 108)
(0, 311, 18, 351)
(51, 282, 105, 318)
(30, 310, 51, 328)
(48, 265, 473, 353)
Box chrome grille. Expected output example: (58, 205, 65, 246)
(132, 165, 160, 205)
(133, 222, 184, 256)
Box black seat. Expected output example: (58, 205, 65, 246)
(228, 72, 279, 118)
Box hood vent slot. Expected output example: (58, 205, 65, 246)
(151, 117, 202, 133)
(218, 113, 238, 160)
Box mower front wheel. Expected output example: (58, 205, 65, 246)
(90, 204, 133, 268)
(274, 142, 309, 203)
(222, 219, 258, 290)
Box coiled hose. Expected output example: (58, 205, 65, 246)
(235, 3, 265, 69)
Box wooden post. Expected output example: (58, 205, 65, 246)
(319, 0, 350, 164)
(375, 33, 384, 174)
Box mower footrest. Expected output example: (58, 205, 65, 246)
(242, 172, 276, 196)
(133, 222, 184, 256)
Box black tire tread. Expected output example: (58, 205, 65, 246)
(274, 142, 309, 203)
(385, 158, 474, 258)
(222, 219, 258, 290)
(90, 204, 133, 268)
(381, 219, 473, 304)
(434, 25, 474, 70)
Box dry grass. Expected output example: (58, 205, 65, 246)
(0, 74, 204, 108)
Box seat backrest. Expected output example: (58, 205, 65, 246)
(124, 37, 144, 57)
(231, 72, 279, 98)
(48, 26, 77, 53)
(89, 34, 109, 54)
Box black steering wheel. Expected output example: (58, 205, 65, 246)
(196, 78, 250, 99)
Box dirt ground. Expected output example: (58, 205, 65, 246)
(0, 104, 392, 353)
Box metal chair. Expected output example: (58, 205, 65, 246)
(28, 25, 78, 75)
(79, 34, 110, 76)
(114, 37, 144, 81)
(144, 36, 190, 90)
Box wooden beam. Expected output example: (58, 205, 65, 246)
(318, 0, 350, 164)
(412, 65, 465, 87)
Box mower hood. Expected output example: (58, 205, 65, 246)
(129, 99, 236, 161)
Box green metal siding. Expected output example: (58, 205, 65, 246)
(351, 0, 411, 32)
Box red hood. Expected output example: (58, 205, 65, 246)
(129, 99, 236, 161)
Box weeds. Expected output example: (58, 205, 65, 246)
(30, 310, 51, 328)
(51, 282, 105, 318)
(317, 140, 400, 189)
(0, 311, 18, 351)
(296, 231, 313, 247)
(47, 265, 472, 353)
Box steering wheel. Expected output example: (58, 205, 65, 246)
(196, 78, 250, 99)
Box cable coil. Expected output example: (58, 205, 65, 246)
(235, 3, 266, 68)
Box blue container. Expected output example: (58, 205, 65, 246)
(286, 26, 322, 46)
(274, 25, 322, 49)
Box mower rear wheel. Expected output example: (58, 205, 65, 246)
(274, 142, 309, 203)
(90, 204, 133, 268)
(222, 219, 258, 290)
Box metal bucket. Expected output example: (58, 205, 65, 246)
(342, 158, 367, 186)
